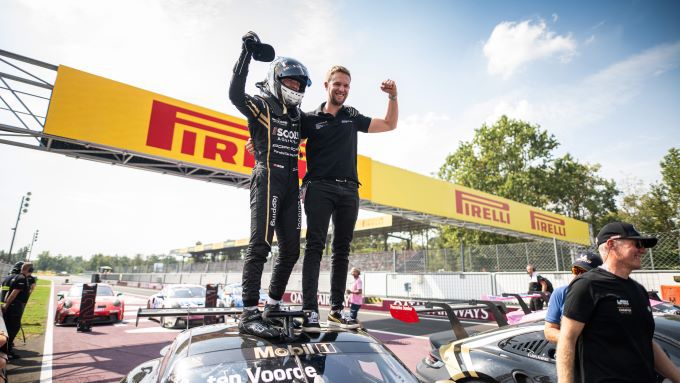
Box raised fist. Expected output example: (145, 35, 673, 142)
(242, 31, 261, 52)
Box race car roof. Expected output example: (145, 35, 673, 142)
(180, 323, 382, 356)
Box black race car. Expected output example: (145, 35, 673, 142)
(121, 307, 420, 383)
(403, 303, 680, 383)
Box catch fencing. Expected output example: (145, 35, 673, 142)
(101, 269, 680, 301)
(112, 229, 679, 275)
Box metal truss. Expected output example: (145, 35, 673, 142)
(0, 49, 251, 189)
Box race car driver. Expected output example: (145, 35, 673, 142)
(229, 31, 310, 338)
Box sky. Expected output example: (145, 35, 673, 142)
(1, 0, 679, 258)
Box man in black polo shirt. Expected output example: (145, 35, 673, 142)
(300, 65, 398, 331)
(556, 222, 680, 382)
(1, 262, 33, 358)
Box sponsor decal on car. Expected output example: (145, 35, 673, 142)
(252, 343, 337, 359)
(206, 365, 318, 383)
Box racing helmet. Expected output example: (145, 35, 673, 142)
(11, 261, 24, 274)
(264, 57, 311, 107)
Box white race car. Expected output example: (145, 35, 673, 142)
(147, 284, 223, 328)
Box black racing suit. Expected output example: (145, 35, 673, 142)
(229, 46, 301, 308)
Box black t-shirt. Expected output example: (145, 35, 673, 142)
(301, 103, 371, 183)
(563, 267, 655, 383)
(8, 274, 31, 304)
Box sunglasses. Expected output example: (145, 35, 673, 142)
(612, 238, 645, 249)
(571, 266, 588, 276)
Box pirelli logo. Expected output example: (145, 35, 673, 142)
(455, 190, 510, 224)
(146, 100, 255, 167)
(530, 211, 566, 237)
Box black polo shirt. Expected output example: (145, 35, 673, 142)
(301, 103, 371, 184)
(8, 274, 30, 304)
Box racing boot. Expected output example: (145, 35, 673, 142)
(327, 309, 360, 329)
(238, 307, 282, 339)
(302, 310, 321, 333)
(262, 302, 284, 327)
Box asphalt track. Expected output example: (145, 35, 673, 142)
(36, 278, 495, 382)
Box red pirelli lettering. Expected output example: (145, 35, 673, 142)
(530, 211, 566, 237)
(455, 190, 511, 224)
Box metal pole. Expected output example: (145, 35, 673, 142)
(8, 195, 26, 258)
(495, 244, 500, 272)
(525, 243, 530, 266)
(553, 238, 559, 271)
(649, 248, 655, 270)
(392, 249, 396, 272)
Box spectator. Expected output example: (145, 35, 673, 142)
(544, 251, 602, 343)
(526, 264, 552, 310)
(345, 267, 363, 320)
(557, 222, 680, 382)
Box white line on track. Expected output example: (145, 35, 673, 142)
(40, 280, 55, 383)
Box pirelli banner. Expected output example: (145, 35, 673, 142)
(365, 161, 591, 245)
(44, 66, 590, 245)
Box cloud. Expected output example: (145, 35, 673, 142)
(473, 41, 680, 132)
(483, 19, 577, 78)
(552, 13, 559, 23)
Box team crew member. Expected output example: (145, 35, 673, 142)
(1, 262, 33, 359)
(0, 262, 23, 303)
(557, 222, 680, 382)
(346, 267, 363, 320)
(301, 65, 398, 331)
(526, 264, 552, 311)
(229, 31, 310, 338)
(543, 251, 602, 343)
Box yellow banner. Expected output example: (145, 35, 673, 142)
(369, 160, 591, 245)
(44, 66, 309, 179)
(45, 66, 590, 245)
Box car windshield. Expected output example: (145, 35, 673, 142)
(169, 287, 205, 298)
(68, 285, 115, 297)
(166, 342, 418, 383)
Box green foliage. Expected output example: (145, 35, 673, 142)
(660, 147, 680, 214)
(438, 115, 619, 244)
(617, 147, 680, 232)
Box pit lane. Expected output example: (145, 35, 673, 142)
(47, 277, 495, 382)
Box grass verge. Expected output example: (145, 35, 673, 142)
(21, 278, 50, 337)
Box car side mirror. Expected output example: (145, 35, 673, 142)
(157, 295, 165, 299)
(116, 292, 123, 296)
(57, 292, 65, 300)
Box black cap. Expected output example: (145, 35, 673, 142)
(596, 222, 658, 248)
(572, 251, 603, 271)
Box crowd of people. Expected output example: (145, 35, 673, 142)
(226, 32, 680, 381)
